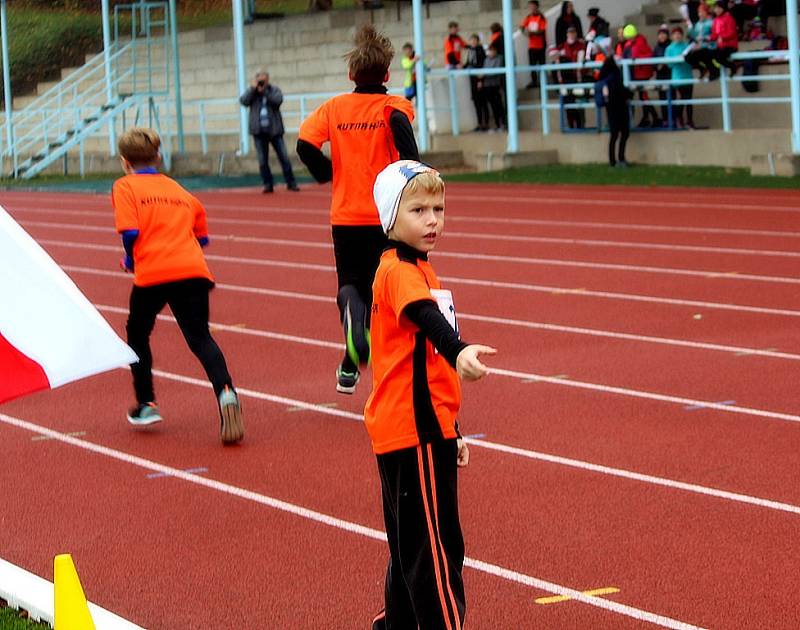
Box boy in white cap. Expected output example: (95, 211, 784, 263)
(366, 160, 496, 630)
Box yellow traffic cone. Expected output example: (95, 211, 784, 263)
(54, 554, 96, 630)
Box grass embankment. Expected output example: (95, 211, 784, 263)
(0, 606, 50, 630)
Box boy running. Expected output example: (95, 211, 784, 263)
(368, 160, 496, 629)
(297, 25, 419, 394)
(112, 127, 243, 443)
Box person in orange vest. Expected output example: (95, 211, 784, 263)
(368, 160, 495, 630)
(444, 21, 466, 68)
(520, 0, 548, 88)
(489, 21, 504, 50)
(296, 25, 419, 394)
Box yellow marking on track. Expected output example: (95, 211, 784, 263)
(535, 586, 620, 605)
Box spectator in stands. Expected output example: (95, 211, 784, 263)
(557, 26, 586, 129)
(520, 0, 548, 88)
(686, 1, 715, 78)
(586, 7, 610, 40)
(464, 34, 489, 132)
(483, 44, 506, 131)
(489, 22, 504, 50)
(680, 0, 701, 25)
(666, 26, 696, 128)
(622, 25, 661, 128)
(239, 71, 299, 193)
(308, 0, 333, 10)
(444, 21, 466, 68)
(556, 2, 583, 46)
(731, 0, 759, 39)
(760, 0, 787, 32)
(597, 56, 631, 167)
(614, 26, 627, 57)
(401, 42, 418, 101)
(710, 1, 739, 76)
(653, 25, 672, 125)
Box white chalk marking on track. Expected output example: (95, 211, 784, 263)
(19, 218, 800, 259)
(11, 204, 800, 240)
(39, 239, 800, 318)
(0, 412, 705, 630)
(36, 233, 800, 287)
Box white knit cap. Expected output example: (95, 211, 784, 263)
(373, 160, 439, 234)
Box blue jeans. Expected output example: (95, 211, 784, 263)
(253, 133, 296, 188)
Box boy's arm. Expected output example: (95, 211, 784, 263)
(191, 197, 210, 247)
(112, 180, 139, 271)
(404, 300, 495, 380)
(403, 299, 467, 368)
(297, 103, 333, 183)
(389, 110, 420, 161)
(296, 140, 333, 183)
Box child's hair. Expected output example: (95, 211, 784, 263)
(118, 127, 161, 166)
(345, 24, 394, 85)
(490, 22, 501, 33)
(402, 170, 445, 201)
(448, 21, 458, 29)
(402, 42, 413, 50)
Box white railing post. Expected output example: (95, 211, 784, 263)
(501, 0, 519, 152)
(447, 72, 459, 135)
(786, 0, 800, 152)
(720, 69, 731, 133)
(539, 67, 549, 135)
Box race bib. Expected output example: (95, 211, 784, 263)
(431, 289, 459, 334)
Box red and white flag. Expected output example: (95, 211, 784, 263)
(0, 204, 137, 404)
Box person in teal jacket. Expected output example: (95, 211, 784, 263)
(685, 2, 715, 79)
(665, 26, 696, 128)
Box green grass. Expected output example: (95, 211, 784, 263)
(0, 606, 50, 630)
(446, 163, 800, 189)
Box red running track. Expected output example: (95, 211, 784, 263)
(1, 183, 800, 629)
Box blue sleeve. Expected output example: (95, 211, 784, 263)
(121, 229, 139, 271)
(198, 236, 209, 247)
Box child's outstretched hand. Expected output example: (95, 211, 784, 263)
(456, 438, 470, 468)
(456, 344, 497, 381)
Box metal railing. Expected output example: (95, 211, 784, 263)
(426, 49, 792, 137)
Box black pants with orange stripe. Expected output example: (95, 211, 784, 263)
(376, 440, 465, 630)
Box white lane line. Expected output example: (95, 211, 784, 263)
(0, 412, 706, 630)
(490, 367, 800, 424)
(11, 204, 800, 242)
(20, 218, 800, 259)
(40, 239, 800, 318)
(75, 265, 800, 364)
(37, 233, 800, 284)
(97, 300, 800, 428)
(443, 193, 800, 214)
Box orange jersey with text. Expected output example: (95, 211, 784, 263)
(365, 247, 461, 455)
(298, 93, 415, 226)
(112, 173, 212, 287)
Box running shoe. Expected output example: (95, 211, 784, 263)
(336, 366, 360, 395)
(127, 402, 162, 426)
(219, 386, 244, 444)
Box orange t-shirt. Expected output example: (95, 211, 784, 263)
(521, 14, 548, 50)
(364, 247, 461, 455)
(298, 92, 415, 227)
(112, 173, 212, 287)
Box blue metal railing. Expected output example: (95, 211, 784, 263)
(426, 49, 791, 137)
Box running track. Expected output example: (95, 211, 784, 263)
(1, 183, 799, 629)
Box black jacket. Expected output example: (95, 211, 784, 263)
(239, 84, 285, 137)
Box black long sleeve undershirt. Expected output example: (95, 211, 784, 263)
(296, 107, 419, 184)
(403, 299, 468, 369)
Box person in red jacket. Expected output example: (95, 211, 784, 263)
(444, 21, 466, 68)
(711, 1, 739, 76)
(622, 24, 660, 128)
(520, 0, 547, 88)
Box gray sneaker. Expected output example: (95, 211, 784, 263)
(336, 366, 360, 395)
(219, 386, 244, 444)
(127, 402, 162, 426)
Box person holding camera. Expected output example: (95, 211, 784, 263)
(239, 71, 299, 193)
